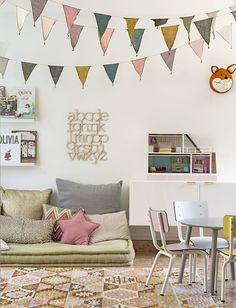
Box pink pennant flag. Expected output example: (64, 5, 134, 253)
(132, 57, 147, 80)
(16, 7, 30, 34)
(190, 38, 204, 62)
(63, 4, 80, 32)
(160, 49, 176, 74)
(41, 16, 56, 44)
(217, 24, 232, 47)
(69, 24, 83, 50)
(100, 28, 114, 55)
(0, 0, 6, 7)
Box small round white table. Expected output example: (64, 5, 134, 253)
(178, 217, 225, 295)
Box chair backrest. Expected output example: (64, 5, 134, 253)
(148, 208, 170, 251)
(223, 215, 236, 255)
(173, 201, 208, 240)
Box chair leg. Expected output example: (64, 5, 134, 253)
(192, 253, 197, 283)
(221, 260, 230, 302)
(214, 252, 219, 293)
(189, 254, 193, 285)
(203, 253, 208, 293)
(145, 251, 161, 286)
(160, 256, 174, 296)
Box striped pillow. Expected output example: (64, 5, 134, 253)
(42, 204, 78, 241)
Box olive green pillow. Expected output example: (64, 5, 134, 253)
(0, 187, 52, 219)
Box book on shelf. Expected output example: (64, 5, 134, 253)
(0, 86, 18, 118)
(0, 133, 21, 165)
(12, 130, 37, 163)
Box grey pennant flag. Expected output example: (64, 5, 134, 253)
(31, 0, 48, 25)
(194, 17, 213, 47)
(181, 16, 194, 43)
(49, 65, 64, 87)
(0, 57, 9, 77)
(21, 62, 37, 83)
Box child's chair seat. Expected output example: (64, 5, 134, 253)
(190, 236, 228, 250)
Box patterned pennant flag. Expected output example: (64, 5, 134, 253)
(231, 10, 236, 21)
(161, 25, 179, 51)
(152, 19, 168, 28)
(103, 63, 119, 85)
(180, 16, 194, 43)
(69, 24, 83, 51)
(217, 24, 232, 47)
(132, 29, 145, 56)
(48, 65, 64, 87)
(41, 16, 56, 43)
(194, 18, 213, 47)
(207, 11, 219, 39)
(0, 57, 9, 77)
(0, 0, 6, 7)
(94, 13, 111, 39)
(16, 7, 30, 34)
(190, 38, 204, 62)
(75, 66, 91, 88)
(31, 0, 48, 26)
(21, 62, 37, 83)
(132, 57, 147, 80)
(63, 4, 80, 32)
(160, 49, 176, 74)
(100, 28, 114, 55)
(124, 18, 139, 44)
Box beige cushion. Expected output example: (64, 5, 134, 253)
(0, 187, 52, 219)
(87, 211, 131, 244)
(0, 215, 55, 244)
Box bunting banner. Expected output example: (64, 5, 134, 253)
(100, 28, 114, 55)
(124, 18, 139, 44)
(161, 25, 179, 51)
(76, 66, 91, 88)
(41, 16, 56, 43)
(69, 24, 83, 51)
(132, 29, 145, 56)
(132, 57, 146, 80)
(152, 18, 168, 28)
(104, 63, 119, 85)
(207, 11, 219, 39)
(217, 24, 232, 47)
(231, 10, 236, 21)
(181, 16, 194, 43)
(194, 17, 213, 47)
(0, 57, 9, 77)
(160, 49, 176, 73)
(21, 62, 37, 83)
(0, 0, 5, 7)
(94, 13, 111, 39)
(49, 65, 64, 87)
(31, 0, 48, 26)
(63, 4, 80, 32)
(16, 7, 30, 35)
(190, 38, 204, 62)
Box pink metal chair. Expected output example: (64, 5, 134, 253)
(145, 208, 208, 295)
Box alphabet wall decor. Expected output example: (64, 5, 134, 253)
(209, 64, 236, 94)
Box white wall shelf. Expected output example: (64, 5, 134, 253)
(0, 118, 35, 123)
(1, 163, 35, 167)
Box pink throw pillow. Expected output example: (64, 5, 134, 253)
(58, 209, 100, 245)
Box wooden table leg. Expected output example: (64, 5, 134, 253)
(210, 229, 218, 295)
(178, 226, 192, 283)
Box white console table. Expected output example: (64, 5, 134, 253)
(129, 181, 236, 226)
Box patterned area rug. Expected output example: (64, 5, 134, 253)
(0, 267, 218, 307)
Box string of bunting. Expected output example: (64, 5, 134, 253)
(0, 1, 236, 55)
(0, 22, 233, 88)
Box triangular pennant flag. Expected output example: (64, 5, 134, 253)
(31, 0, 48, 26)
(207, 11, 219, 39)
(124, 18, 139, 44)
(75, 66, 91, 88)
(180, 16, 194, 43)
(16, 7, 30, 34)
(0, 0, 6, 7)
(217, 24, 232, 47)
(190, 38, 204, 62)
(103, 63, 119, 85)
(132, 57, 147, 80)
(100, 28, 114, 55)
(132, 29, 145, 56)
(94, 13, 111, 39)
(160, 49, 176, 73)
(63, 4, 80, 32)
(161, 25, 179, 51)
(21, 62, 37, 83)
(48, 65, 64, 87)
(0, 57, 9, 77)
(152, 18, 168, 28)
(41, 16, 56, 43)
(194, 18, 213, 47)
(231, 10, 236, 21)
(69, 24, 83, 51)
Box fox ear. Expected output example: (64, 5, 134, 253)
(227, 64, 236, 74)
(211, 66, 219, 74)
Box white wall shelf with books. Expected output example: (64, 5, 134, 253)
(1, 163, 35, 167)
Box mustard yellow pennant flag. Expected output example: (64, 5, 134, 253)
(124, 17, 139, 44)
(161, 25, 179, 51)
(75, 66, 91, 88)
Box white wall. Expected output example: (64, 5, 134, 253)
(1, 0, 236, 238)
